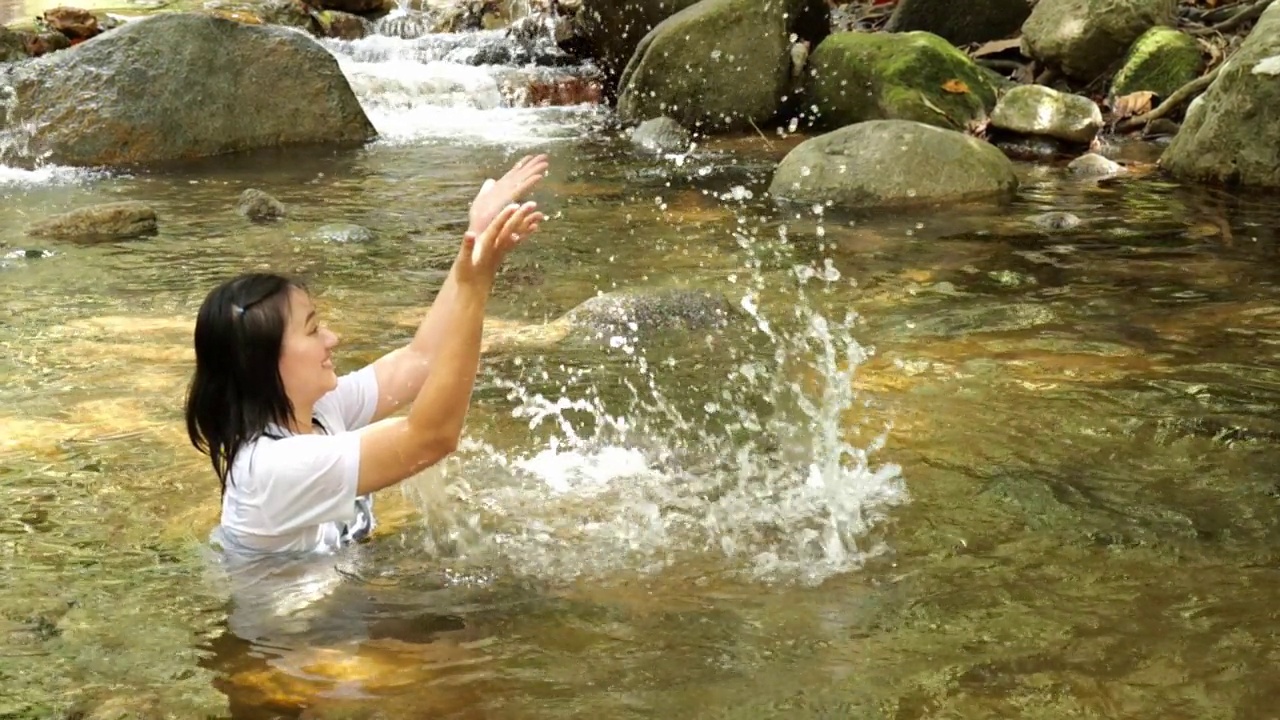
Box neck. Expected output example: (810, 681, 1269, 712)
(286, 402, 316, 435)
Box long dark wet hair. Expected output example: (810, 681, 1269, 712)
(184, 273, 302, 495)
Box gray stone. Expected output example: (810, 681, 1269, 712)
(1067, 153, 1124, 176)
(1160, 2, 1280, 187)
(0, 13, 376, 168)
(768, 120, 1018, 209)
(25, 201, 157, 240)
(885, 0, 1031, 46)
(1021, 0, 1177, 81)
(630, 116, 691, 153)
(311, 222, 375, 243)
(990, 84, 1103, 144)
(615, 0, 828, 132)
(562, 287, 736, 341)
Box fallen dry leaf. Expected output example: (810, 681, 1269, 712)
(971, 37, 1023, 58)
(1112, 90, 1156, 120)
(942, 79, 970, 94)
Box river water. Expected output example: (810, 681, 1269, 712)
(3, 11, 1280, 720)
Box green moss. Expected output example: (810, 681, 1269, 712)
(1111, 26, 1203, 99)
(805, 31, 998, 132)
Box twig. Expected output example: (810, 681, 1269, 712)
(1115, 66, 1220, 132)
(746, 117, 774, 148)
(1191, 0, 1273, 35)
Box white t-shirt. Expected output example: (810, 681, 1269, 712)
(212, 365, 381, 556)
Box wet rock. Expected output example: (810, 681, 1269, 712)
(615, 0, 829, 132)
(561, 287, 737, 342)
(1161, 3, 1280, 187)
(884, 0, 1031, 47)
(202, 0, 315, 31)
(311, 222, 374, 243)
(804, 30, 998, 132)
(1111, 26, 1203, 99)
(21, 30, 72, 57)
(1068, 152, 1124, 176)
(769, 120, 1018, 209)
(236, 189, 285, 222)
(556, 0, 702, 96)
(315, 9, 370, 39)
(25, 201, 158, 240)
(313, 0, 394, 16)
(1021, 0, 1177, 81)
(0, 13, 376, 168)
(0, 27, 26, 63)
(989, 133, 1076, 161)
(630, 116, 691, 153)
(990, 84, 1103, 145)
(42, 6, 103, 42)
(1030, 211, 1081, 230)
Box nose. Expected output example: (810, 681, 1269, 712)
(323, 326, 340, 348)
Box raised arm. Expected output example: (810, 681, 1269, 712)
(353, 202, 544, 495)
(369, 154, 549, 422)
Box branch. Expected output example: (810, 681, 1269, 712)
(1191, 0, 1273, 35)
(1115, 66, 1220, 132)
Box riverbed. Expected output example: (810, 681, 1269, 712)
(3, 13, 1280, 720)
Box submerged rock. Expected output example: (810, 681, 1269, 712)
(26, 201, 157, 240)
(1111, 26, 1203, 99)
(311, 222, 375, 243)
(884, 0, 1031, 47)
(561, 287, 737, 342)
(804, 30, 998, 132)
(990, 84, 1103, 145)
(768, 120, 1018, 209)
(236, 189, 285, 222)
(0, 13, 376, 168)
(615, 0, 829, 132)
(1021, 0, 1177, 81)
(1030, 211, 1082, 230)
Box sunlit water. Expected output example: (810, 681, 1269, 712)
(4, 13, 1280, 720)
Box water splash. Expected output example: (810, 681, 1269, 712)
(405, 221, 907, 587)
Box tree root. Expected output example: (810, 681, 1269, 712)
(1191, 0, 1274, 35)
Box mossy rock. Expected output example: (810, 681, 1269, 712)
(803, 31, 999, 132)
(1111, 26, 1203, 99)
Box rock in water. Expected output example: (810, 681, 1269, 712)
(1110, 26, 1203, 99)
(236, 189, 286, 221)
(26, 201, 157, 240)
(561, 288, 736, 342)
(1068, 153, 1124, 176)
(630, 116, 691, 153)
(1161, 2, 1280, 187)
(768, 120, 1018, 209)
(0, 13, 376, 168)
(1021, 0, 1177, 81)
(804, 31, 998, 132)
(615, 0, 828, 132)
(885, 0, 1031, 46)
(989, 84, 1103, 144)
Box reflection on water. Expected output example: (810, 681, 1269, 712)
(5, 16, 1280, 720)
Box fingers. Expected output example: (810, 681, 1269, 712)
(471, 203, 522, 265)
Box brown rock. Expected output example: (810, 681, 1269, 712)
(312, 0, 395, 16)
(26, 201, 158, 240)
(42, 7, 103, 41)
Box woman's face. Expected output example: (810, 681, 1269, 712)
(278, 287, 340, 409)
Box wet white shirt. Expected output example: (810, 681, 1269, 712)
(212, 365, 380, 555)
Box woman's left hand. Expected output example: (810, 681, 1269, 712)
(468, 154, 549, 236)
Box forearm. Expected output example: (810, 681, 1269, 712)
(405, 279, 489, 445)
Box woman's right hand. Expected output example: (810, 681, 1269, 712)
(456, 200, 544, 287)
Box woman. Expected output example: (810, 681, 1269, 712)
(185, 155, 549, 556)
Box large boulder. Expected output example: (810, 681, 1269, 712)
(803, 30, 999, 132)
(1021, 0, 1177, 81)
(1160, 2, 1280, 187)
(884, 0, 1031, 47)
(768, 120, 1018, 209)
(557, 0, 702, 97)
(1110, 26, 1203, 99)
(615, 0, 828, 132)
(0, 13, 376, 168)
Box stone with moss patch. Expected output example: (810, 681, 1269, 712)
(1111, 26, 1203, 99)
(990, 84, 1102, 144)
(803, 31, 998, 132)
